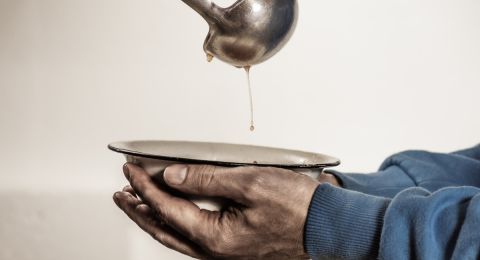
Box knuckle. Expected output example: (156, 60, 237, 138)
(192, 165, 217, 192)
(242, 170, 265, 194)
(141, 186, 156, 201)
(240, 167, 280, 201)
(207, 231, 236, 257)
(146, 217, 157, 228)
(156, 206, 172, 225)
(152, 231, 166, 244)
(134, 204, 145, 213)
(206, 238, 227, 257)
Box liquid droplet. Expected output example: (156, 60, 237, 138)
(244, 66, 255, 132)
(206, 54, 214, 62)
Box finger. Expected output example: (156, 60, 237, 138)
(113, 192, 207, 259)
(162, 164, 257, 204)
(124, 164, 220, 244)
(123, 185, 142, 201)
(122, 185, 138, 197)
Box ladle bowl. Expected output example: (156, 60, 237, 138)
(181, 0, 299, 67)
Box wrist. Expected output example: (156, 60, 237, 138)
(317, 172, 341, 187)
(304, 184, 391, 260)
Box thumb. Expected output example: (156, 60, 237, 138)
(163, 164, 251, 204)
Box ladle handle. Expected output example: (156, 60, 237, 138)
(181, 0, 221, 24)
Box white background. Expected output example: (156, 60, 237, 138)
(1, 0, 479, 259)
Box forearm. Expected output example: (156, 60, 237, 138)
(380, 186, 480, 259)
(328, 144, 480, 198)
(305, 184, 480, 260)
(305, 144, 480, 259)
(327, 165, 416, 198)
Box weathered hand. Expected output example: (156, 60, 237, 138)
(113, 164, 338, 259)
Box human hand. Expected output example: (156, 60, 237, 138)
(113, 164, 339, 259)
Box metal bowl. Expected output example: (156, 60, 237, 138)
(109, 140, 340, 210)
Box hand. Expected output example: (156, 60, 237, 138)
(113, 164, 339, 259)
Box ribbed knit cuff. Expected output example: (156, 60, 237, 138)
(304, 184, 391, 260)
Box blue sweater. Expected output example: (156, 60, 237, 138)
(305, 145, 480, 260)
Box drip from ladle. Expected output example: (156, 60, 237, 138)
(206, 53, 214, 62)
(244, 66, 255, 132)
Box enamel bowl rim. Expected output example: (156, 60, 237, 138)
(108, 140, 340, 169)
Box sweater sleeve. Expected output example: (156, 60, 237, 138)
(305, 184, 480, 260)
(326, 144, 480, 198)
(379, 186, 480, 260)
(305, 144, 480, 259)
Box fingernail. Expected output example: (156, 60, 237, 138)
(113, 192, 121, 205)
(123, 163, 130, 179)
(164, 165, 187, 185)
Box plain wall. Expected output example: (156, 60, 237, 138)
(1, 0, 479, 259)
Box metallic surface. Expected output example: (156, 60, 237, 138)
(109, 140, 340, 211)
(181, 0, 298, 67)
(108, 140, 340, 168)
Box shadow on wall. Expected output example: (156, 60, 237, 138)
(1, 191, 129, 260)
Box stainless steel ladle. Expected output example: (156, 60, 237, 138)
(181, 0, 298, 67)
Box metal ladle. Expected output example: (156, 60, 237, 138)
(181, 0, 298, 67)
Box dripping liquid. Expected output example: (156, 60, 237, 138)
(206, 53, 214, 62)
(244, 66, 255, 132)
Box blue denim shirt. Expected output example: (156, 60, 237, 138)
(305, 145, 480, 260)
